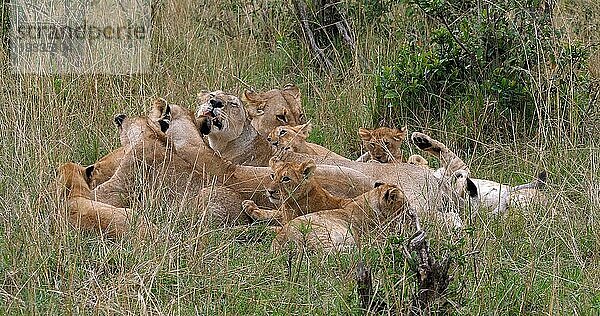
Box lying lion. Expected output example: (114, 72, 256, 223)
(196, 90, 273, 166)
(242, 158, 360, 225)
(410, 132, 548, 214)
(267, 123, 349, 161)
(270, 182, 407, 253)
(57, 162, 156, 238)
(242, 84, 305, 139)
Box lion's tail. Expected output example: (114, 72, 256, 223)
(512, 170, 547, 192)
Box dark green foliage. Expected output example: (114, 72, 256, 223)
(374, 0, 595, 141)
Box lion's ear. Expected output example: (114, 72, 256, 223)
(300, 159, 316, 179)
(268, 156, 279, 169)
(158, 119, 170, 133)
(114, 114, 127, 128)
(374, 181, 385, 188)
(393, 126, 408, 141)
(283, 84, 300, 104)
(243, 90, 265, 117)
(384, 187, 403, 203)
(85, 165, 95, 181)
(150, 98, 169, 121)
(358, 128, 372, 141)
(466, 177, 478, 198)
(296, 123, 312, 138)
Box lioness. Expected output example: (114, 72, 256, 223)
(268, 123, 350, 160)
(242, 84, 305, 138)
(196, 90, 272, 166)
(356, 126, 408, 163)
(411, 132, 547, 214)
(85, 99, 173, 189)
(57, 162, 155, 238)
(270, 182, 407, 253)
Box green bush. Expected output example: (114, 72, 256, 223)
(374, 0, 594, 141)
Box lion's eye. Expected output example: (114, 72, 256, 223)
(279, 129, 287, 136)
(281, 176, 291, 183)
(276, 114, 288, 123)
(270, 173, 275, 180)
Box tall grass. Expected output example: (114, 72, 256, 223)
(0, 0, 599, 314)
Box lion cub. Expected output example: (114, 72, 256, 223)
(57, 162, 156, 238)
(242, 158, 352, 225)
(268, 123, 349, 160)
(271, 182, 407, 253)
(356, 126, 408, 163)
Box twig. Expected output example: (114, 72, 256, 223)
(355, 261, 388, 314)
(291, 0, 333, 70)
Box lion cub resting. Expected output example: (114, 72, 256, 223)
(268, 123, 349, 161)
(356, 126, 408, 163)
(271, 182, 407, 253)
(57, 162, 156, 238)
(242, 158, 353, 225)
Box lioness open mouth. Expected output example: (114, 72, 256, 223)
(197, 107, 224, 134)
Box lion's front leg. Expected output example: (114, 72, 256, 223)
(411, 132, 469, 177)
(242, 200, 288, 225)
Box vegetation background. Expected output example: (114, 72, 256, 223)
(1, 0, 599, 314)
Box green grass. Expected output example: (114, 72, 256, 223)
(1, 0, 599, 314)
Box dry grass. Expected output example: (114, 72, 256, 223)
(0, 0, 599, 314)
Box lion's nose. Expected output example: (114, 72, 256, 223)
(210, 99, 223, 108)
(267, 190, 276, 196)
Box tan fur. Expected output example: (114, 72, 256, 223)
(407, 154, 429, 169)
(242, 158, 351, 225)
(268, 123, 349, 160)
(271, 183, 407, 253)
(196, 90, 272, 166)
(91, 100, 374, 227)
(410, 132, 547, 214)
(242, 84, 305, 138)
(57, 162, 155, 238)
(88, 147, 125, 189)
(356, 127, 408, 163)
(275, 149, 461, 222)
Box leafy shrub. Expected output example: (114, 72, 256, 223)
(374, 0, 595, 141)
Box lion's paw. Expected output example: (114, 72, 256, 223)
(242, 200, 259, 214)
(411, 132, 434, 150)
